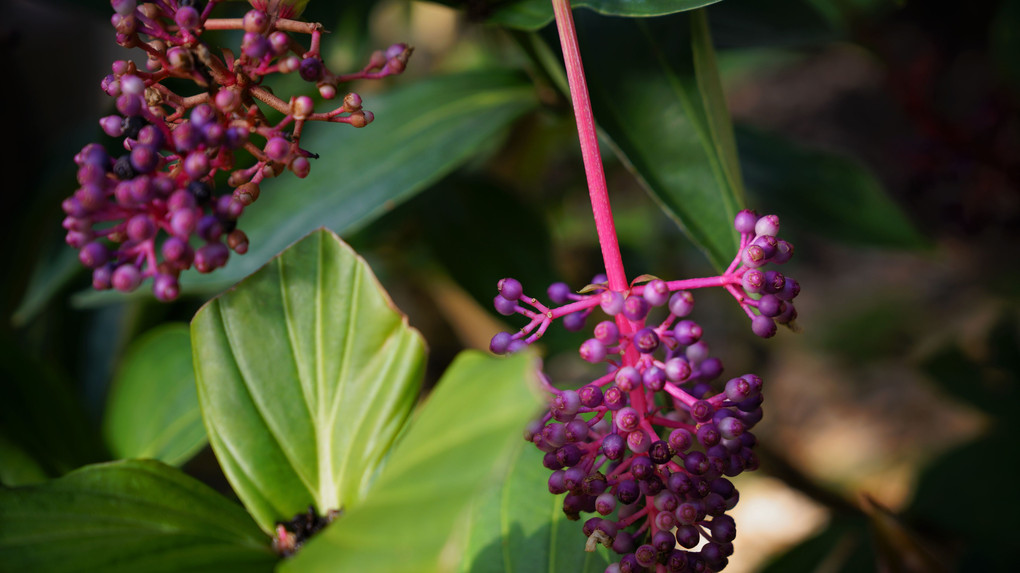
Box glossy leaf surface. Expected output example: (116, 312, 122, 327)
(737, 126, 927, 249)
(192, 229, 426, 532)
(281, 350, 543, 573)
(459, 440, 611, 573)
(0, 459, 275, 573)
(103, 323, 206, 466)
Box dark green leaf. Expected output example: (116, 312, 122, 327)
(919, 312, 1020, 423)
(907, 434, 1020, 571)
(468, 0, 723, 31)
(459, 440, 610, 573)
(420, 176, 557, 307)
(191, 229, 426, 532)
(707, 0, 836, 49)
(103, 323, 206, 466)
(0, 436, 48, 487)
(0, 459, 275, 573)
(567, 9, 745, 271)
(0, 335, 106, 482)
(737, 125, 928, 249)
(280, 350, 543, 573)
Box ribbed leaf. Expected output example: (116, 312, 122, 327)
(0, 459, 275, 573)
(568, 9, 745, 270)
(191, 229, 426, 532)
(459, 440, 611, 573)
(104, 323, 206, 466)
(280, 351, 544, 573)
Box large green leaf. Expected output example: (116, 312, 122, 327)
(103, 323, 206, 466)
(280, 350, 544, 572)
(563, 9, 745, 271)
(459, 440, 611, 573)
(459, 0, 723, 31)
(191, 229, 426, 533)
(0, 459, 275, 573)
(737, 125, 928, 249)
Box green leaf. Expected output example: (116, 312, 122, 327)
(467, 0, 724, 31)
(567, 9, 745, 271)
(707, 0, 836, 49)
(280, 350, 544, 573)
(103, 323, 206, 466)
(0, 435, 48, 487)
(737, 125, 928, 249)
(0, 335, 106, 481)
(0, 459, 275, 573)
(459, 440, 610, 573)
(191, 229, 426, 533)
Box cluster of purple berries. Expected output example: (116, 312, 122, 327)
(490, 211, 798, 572)
(63, 0, 412, 300)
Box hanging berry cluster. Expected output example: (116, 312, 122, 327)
(63, 0, 412, 300)
(491, 210, 799, 572)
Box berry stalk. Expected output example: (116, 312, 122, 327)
(551, 0, 627, 294)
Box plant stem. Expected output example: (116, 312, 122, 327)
(551, 0, 627, 293)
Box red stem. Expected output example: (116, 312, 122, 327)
(551, 0, 627, 294)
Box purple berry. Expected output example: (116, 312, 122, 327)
(593, 320, 619, 345)
(579, 338, 607, 363)
(194, 242, 229, 273)
(755, 214, 780, 237)
(497, 277, 523, 301)
(601, 433, 625, 460)
(489, 331, 512, 354)
(741, 269, 765, 293)
(741, 245, 767, 268)
(562, 311, 587, 331)
(111, 264, 142, 292)
(633, 327, 659, 353)
(600, 290, 624, 315)
(79, 242, 109, 269)
(734, 209, 757, 234)
(578, 385, 603, 408)
(615, 366, 641, 391)
(642, 279, 669, 306)
(614, 407, 641, 433)
(493, 294, 517, 316)
(757, 294, 784, 318)
(668, 290, 694, 317)
(673, 320, 702, 345)
(622, 296, 649, 321)
(299, 57, 324, 82)
(547, 282, 571, 304)
(264, 137, 290, 162)
(643, 366, 666, 391)
(773, 239, 794, 264)
(174, 5, 200, 30)
(153, 274, 180, 301)
(664, 357, 691, 382)
(751, 315, 777, 338)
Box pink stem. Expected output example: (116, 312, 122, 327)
(551, 0, 627, 294)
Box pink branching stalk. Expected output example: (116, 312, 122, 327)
(65, 0, 413, 301)
(490, 1, 801, 571)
